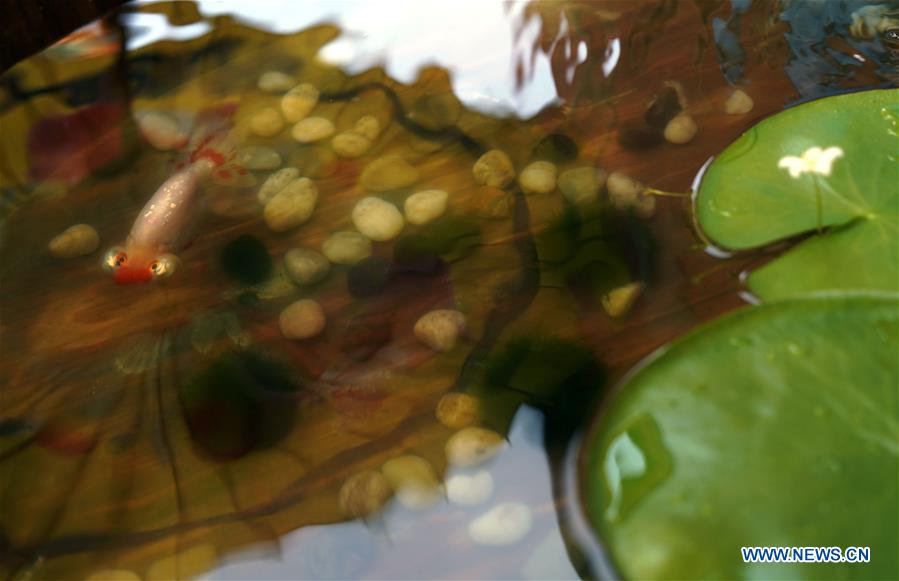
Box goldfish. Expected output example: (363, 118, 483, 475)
(104, 105, 247, 285)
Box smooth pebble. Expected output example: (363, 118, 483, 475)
(257, 71, 295, 93)
(633, 191, 656, 218)
(135, 111, 187, 151)
(236, 146, 281, 170)
(446, 470, 493, 506)
(263, 178, 318, 232)
(331, 131, 372, 158)
(602, 282, 644, 317)
(436, 392, 479, 428)
(284, 248, 330, 286)
(607, 172, 645, 209)
(519, 161, 557, 195)
(48, 224, 100, 258)
(292, 117, 336, 143)
(249, 107, 285, 137)
(353, 115, 381, 141)
(445, 426, 505, 468)
(558, 166, 607, 206)
(338, 470, 392, 518)
(352, 197, 405, 241)
(321, 231, 372, 264)
(468, 503, 533, 546)
(414, 309, 466, 352)
(472, 150, 515, 188)
(279, 299, 326, 339)
(382, 455, 442, 510)
(281, 83, 319, 122)
(725, 89, 754, 114)
(257, 168, 299, 204)
(360, 155, 419, 191)
(404, 189, 448, 225)
(663, 113, 697, 144)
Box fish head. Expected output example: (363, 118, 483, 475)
(103, 245, 179, 285)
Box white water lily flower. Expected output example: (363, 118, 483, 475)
(778, 146, 844, 178)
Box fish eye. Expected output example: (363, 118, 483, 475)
(149, 254, 178, 279)
(102, 248, 127, 272)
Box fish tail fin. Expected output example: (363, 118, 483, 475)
(184, 102, 253, 187)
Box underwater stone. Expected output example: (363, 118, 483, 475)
(602, 282, 644, 317)
(468, 502, 533, 546)
(445, 426, 506, 467)
(436, 392, 479, 428)
(220, 235, 272, 284)
(519, 161, 558, 195)
(532, 133, 578, 164)
(607, 172, 645, 209)
(725, 89, 754, 115)
(347, 256, 394, 298)
(279, 299, 326, 339)
(404, 189, 448, 225)
(409, 92, 462, 130)
(292, 145, 338, 179)
(353, 115, 381, 141)
(360, 155, 420, 192)
(292, 116, 336, 143)
(558, 167, 607, 206)
(249, 107, 285, 137)
(236, 146, 281, 170)
(263, 178, 318, 232)
(446, 469, 494, 506)
(352, 197, 405, 241)
(382, 455, 443, 510)
(331, 131, 372, 158)
(257, 70, 295, 94)
(321, 231, 372, 265)
(339, 470, 393, 518)
(48, 223, 99, 259)
(633, 191, 656, 218)
(284, 247, 330, 286)
(472, 186, 511, 219)
(414, 309, 466, 352)
(472, 149, 515, 188)
(664, 113, 698, 144)
(281, 83, 319, 122)
(257, 167, 300, 204)
(135, 110, 187, 151)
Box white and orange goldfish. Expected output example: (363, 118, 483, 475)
(104, 106, 248, 285)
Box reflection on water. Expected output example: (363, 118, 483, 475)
(0, 0, 895, 579)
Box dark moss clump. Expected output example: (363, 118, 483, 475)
(347, 256, 394, 298)
(178, 350, 304, 460)
(220, 235, 272, 285)
(645, 86, 682, 129)
(423, 215, 483, 262)
(393, 234, 445, 275)
(532, 133, 579, 164)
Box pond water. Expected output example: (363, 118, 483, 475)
(0, 1, 896, 579)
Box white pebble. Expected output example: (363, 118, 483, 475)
(360, 155, 419, 191)
(414, 309, 466, 352)
(280, 83, 319, 122)
(404, 189, 448, 225)
(352, 197, 405, 241)
(263, 178, 318, 232)
(321, 231, 372, 265)
(48, 224, 99, 258)
(284, 248, 330, 286)
(331, 131, 372, 158)
(725, 89, 754, 115)
(257, 71, 295, 94)
(446, 470, 494, 506)
(382, 455, 442, 511)
(468, 503, 533, 546)
(292, 117, 335, 143)
(519, 161, 557, 195)
(663, 113, 697, 144)
(607, 172, 645, 209)
(236, 146, 281, 170)
(279, 299, 326, 339)
(472, 150, 515, 188)
(558, 167, 607, 206)
(445, 427, 506, 467)
(135, 111, 187, 151)
(353, 115, 381, 141)
(257, 168, 300, 204)
(249, 107, 284, 137)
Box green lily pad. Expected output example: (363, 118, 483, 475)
(695, 89, 899, 300)
(582, 294, 898, 580)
